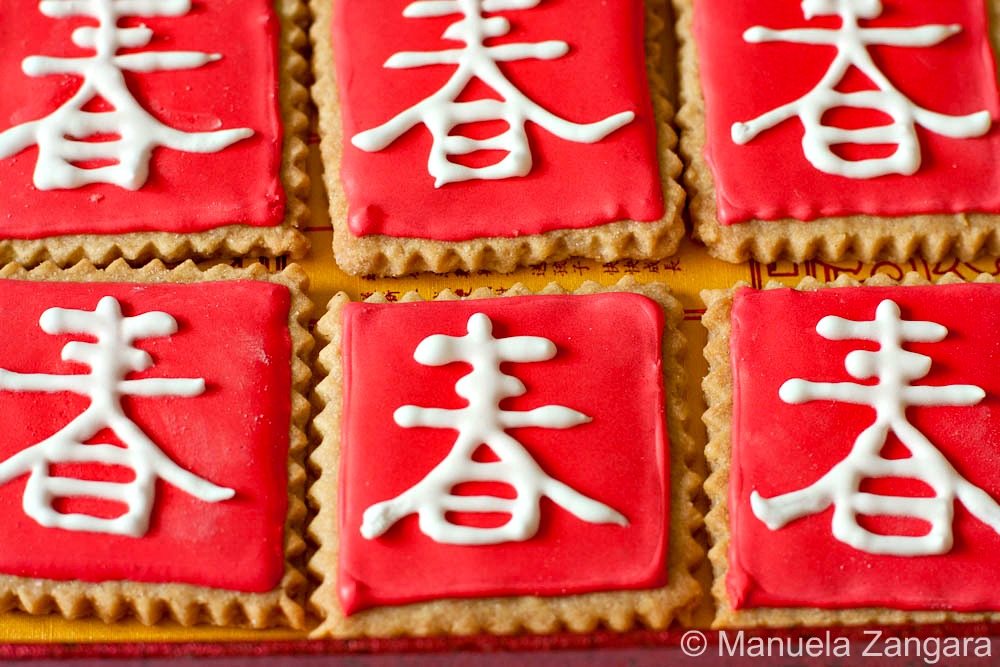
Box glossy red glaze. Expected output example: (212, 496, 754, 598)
(339, 293, 669, 614)
(332, 0, 663, 241)
(694, 0, 1000, 223)
(729, 284, 1000, 610)
(0, 281, 290, 592)
(0, 0, 284, 237)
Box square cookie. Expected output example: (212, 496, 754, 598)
(0, 260, 312, 628)
(674, 0, 1000, 264)
(0, 0, 310, 266)
(309, 279, 702, 637)
(311, 0, 684, 276)
(703, 274, 1000, 627)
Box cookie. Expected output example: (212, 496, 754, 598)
(308, 278, 702, 637)
(0, 260, 312, 628)
(674, 0, 1000, 264)
(311, 0, 684, 276)
(0, 0, 310, 266)
(703, 272, 1000, 627)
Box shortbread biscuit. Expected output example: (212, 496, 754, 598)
(311, 0, 684, 276)
(674, 0, 1000, 264)
(703, 273, 1000, 627)
(309, 278, 702, 637)
(0, 0, 310, 266)
(0, 260, 311, 628)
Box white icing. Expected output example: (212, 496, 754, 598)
(732, 0, 991, 178)
(351, 0, 635, 186)
(361, 312, 627, 546)
(752, 299, 1000, 556)
(0, 0, 253, 190)
(0, 296, 233, 537)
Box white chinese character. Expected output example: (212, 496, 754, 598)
(732, 0, 991, 178)
(0, 296, 234, 537)
(0, 0, 253, 190)
(352, 0, 635, 186)
(752, 299, 1000, 556)
(361, 313, 627, 545)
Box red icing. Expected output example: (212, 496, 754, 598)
(693, 0, 1000, 224)
(729, 283, 1000, 611)
(338, 293, 669, 614)
(0, 0, 284, 238)
(331, 0, 663, 241)
(0, 281, 290, 592)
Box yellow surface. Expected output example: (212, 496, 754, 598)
(6, 145, 1000, 645)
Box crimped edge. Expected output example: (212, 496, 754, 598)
(0, 259, 313, 629)
(672, 0, 1000, 265)
(0, 0, 311, 268)
(307, 276, 704, 637)
(310, 0, 684, 277)
(701, 271, 1000, 628)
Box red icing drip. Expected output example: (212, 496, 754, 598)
(728, 284, 1000, 611)
(331, 0, 663, 241)
(338, 293, 669, 613)
(0, 281, 291, 592)
(0, 0, 284, 237)
(693, 0, 1000, 223)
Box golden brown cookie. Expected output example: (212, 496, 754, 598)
(703, 272, 1000, 627)
(0, 0, 310, 266)
(311, 0, 684, 276)
(0, 260, 311, 628)
(309, 278, 703, 637)
(674, 0, 1000, 264)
